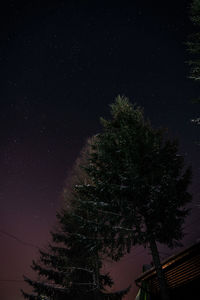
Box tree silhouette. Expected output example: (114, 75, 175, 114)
(76, 96, 192, 300)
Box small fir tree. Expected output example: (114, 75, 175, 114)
(21, 141, 130, 300)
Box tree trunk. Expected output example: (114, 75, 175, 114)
(94, 258, 101, 300)
(94, 290, 101, 300)
(149, 239, 170, 300)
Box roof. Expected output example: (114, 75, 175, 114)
(135, 241, 200, 293)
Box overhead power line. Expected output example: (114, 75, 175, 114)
(0, 229, 39, 250)
(0, 279, 24, 282)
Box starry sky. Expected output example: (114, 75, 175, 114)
(0, 1, 200, 300)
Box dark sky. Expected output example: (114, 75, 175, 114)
(0, 1, 200, 299)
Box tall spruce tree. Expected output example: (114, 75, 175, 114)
(187, 0, 200, 88)
(21, 142, 130, 300)
(186, 0, 200, 127)
(76, 96, 192, 300)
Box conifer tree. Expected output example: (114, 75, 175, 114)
(21, 142, 130, 300)
(187, 0, 200, 88)
(186, 0, 200, 129)
(76, 96, 192, 300)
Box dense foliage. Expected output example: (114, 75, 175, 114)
(78, 96, 192, 254)
(187, 0, 200, 116)
(187, 0, 200, 86)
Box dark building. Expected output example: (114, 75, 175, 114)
(135, 242, 200, 300)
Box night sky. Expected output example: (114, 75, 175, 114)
(0, 1, 200, 300)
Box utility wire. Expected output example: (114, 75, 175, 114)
(0, 279, 24, 282)
(0, 229, 40, 250)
